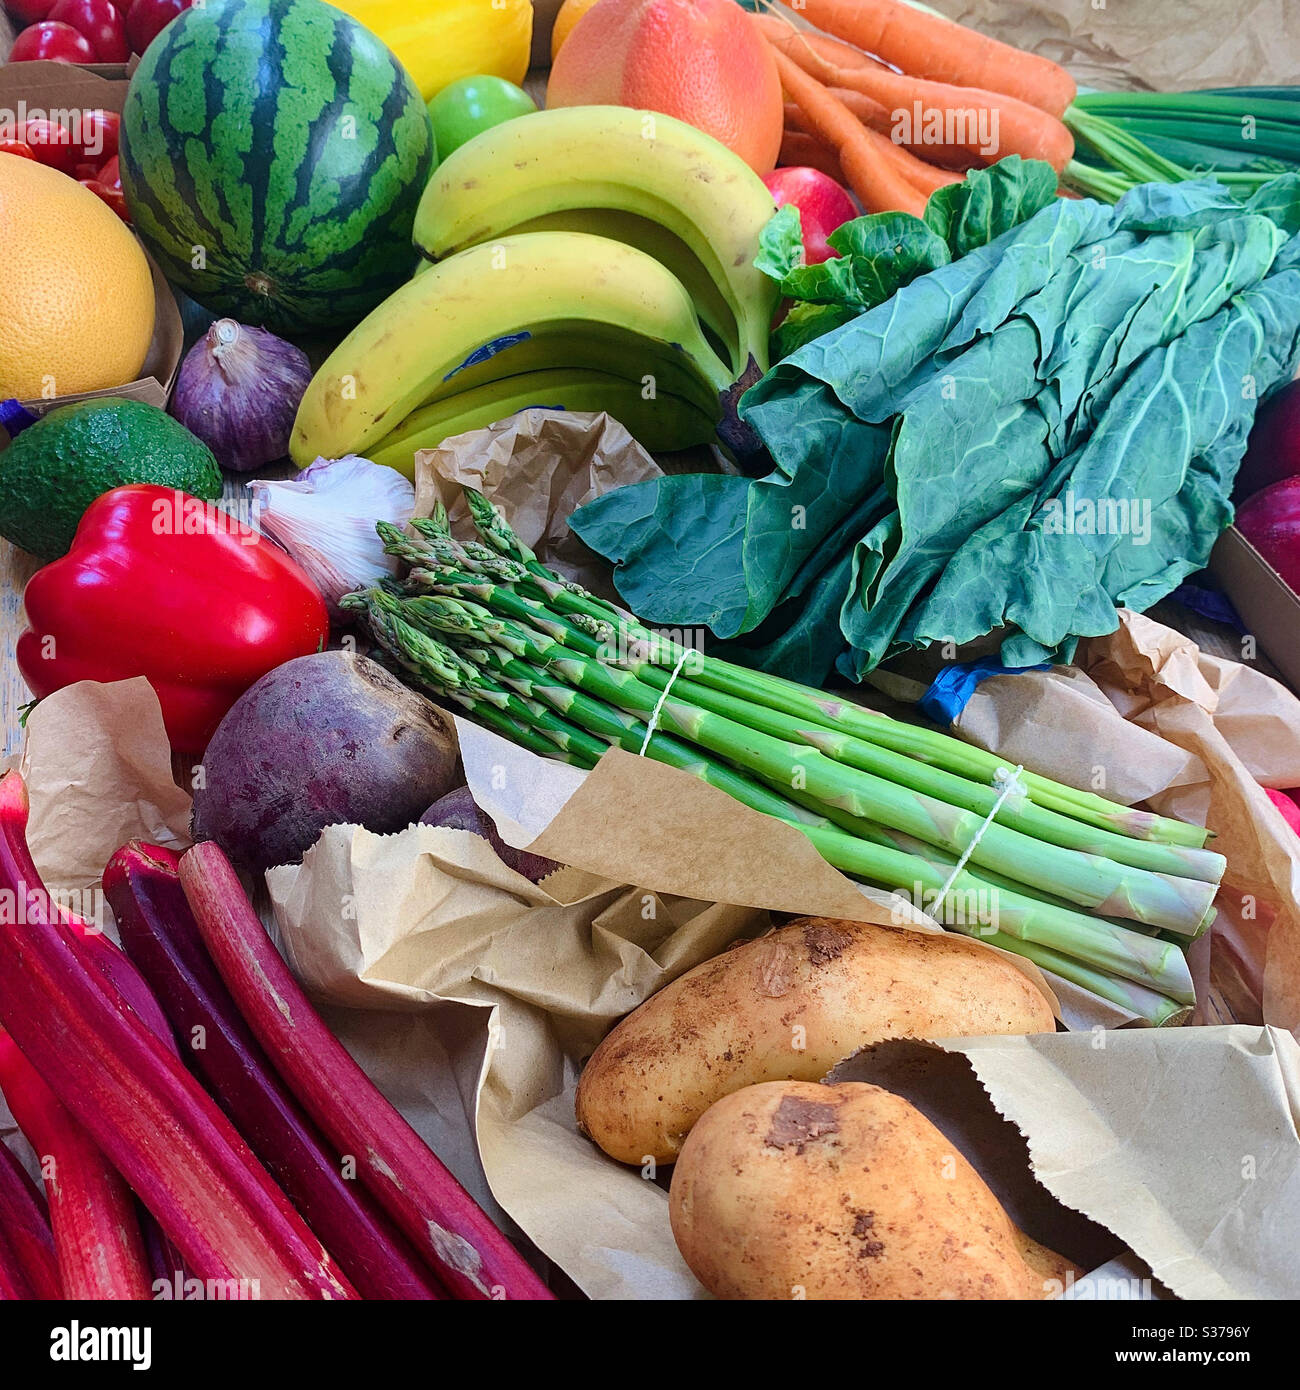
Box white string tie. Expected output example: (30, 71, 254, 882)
(929, 764, 1026, 922)
(638, 648, 692, 756)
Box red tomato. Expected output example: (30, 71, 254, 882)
(47, 0, 130, 62)
(124, 0, 187, 54)
(80, 178, 131, 222)
(73, 159, 101, 180)
(0, 141, 38, 161)
(8, 19, 96, 61)
(76, 108, 120, 165)
(6, 0, 55, 22)
(97, 153, 121, 189)
(22, 117, 80, 174)
(763, 166, 859, 265)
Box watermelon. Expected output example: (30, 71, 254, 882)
(120, 0, 434, 334)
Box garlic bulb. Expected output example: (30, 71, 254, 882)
(248, 456, 414, 619)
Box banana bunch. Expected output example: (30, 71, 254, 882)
(291, 108, 779, 474)
(290, 230, 731, 471)
(415, 106, 779, 379)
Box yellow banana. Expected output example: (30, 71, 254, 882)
(506, 209, 741, 367)
(366, 369, 719, 476)
(412, 320, 727, 420)
(413, 106, 779, 375)
(290, 231, 731, 466)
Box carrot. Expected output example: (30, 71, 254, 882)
(779, 129, 848, 184)
(866, 124, 964, 195)
(769, 45, 929, 216)
(772, 0, 1077, 118)
(751, 11, 883, 71)
(763, 18, 1074, 172)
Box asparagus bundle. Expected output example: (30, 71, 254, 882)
(340, 493, 1224, 1027)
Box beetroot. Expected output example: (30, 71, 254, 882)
(1236, 378, 1300, 500)
(1236, 474, 1300, 593)
(191, 652, 460, 873)
(421, 786, 559, 882)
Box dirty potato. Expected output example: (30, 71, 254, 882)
(576, 917, 1054, 1164)
(669, 1079, 1079, 1300)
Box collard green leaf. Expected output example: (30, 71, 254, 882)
(923, 156, 1060, 256)
(575, 174, 1300, 687)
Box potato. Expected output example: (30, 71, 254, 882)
(669, 1080, 1079, 1300)
(576, 917, 1054, 1164)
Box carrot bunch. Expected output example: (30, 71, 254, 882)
(752, 0, 1076, 216)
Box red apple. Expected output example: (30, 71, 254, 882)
(47, 0, 130, 62)
(1236, 475, 1300, 594)
(9, 19, 96, 61)
(763, 165, 859, 265)
(125, 0, 187, 54)
(1264, 788, 1300, 839)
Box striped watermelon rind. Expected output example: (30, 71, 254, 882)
(120, 0, 434, 334)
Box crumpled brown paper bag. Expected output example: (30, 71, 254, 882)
(411, 410, 665, 600)
(931, 0, 1299, 93)
(829, 1025, 1300, 1300)
(1079, 612, 1300, 1034)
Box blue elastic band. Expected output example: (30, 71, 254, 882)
(918, 655, 1050, 725)
(0, 399, 39, 440)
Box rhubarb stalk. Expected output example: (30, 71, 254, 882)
(0, 1030, 151, 1300)
(179, 840, 554, 1301)
(0, 772, 357, 1300)
(0, 1141, 59, 1299)
(106, 841, 446, 1301)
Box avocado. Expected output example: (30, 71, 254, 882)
(0, 399, 223, 561)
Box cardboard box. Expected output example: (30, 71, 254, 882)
(0, 60, 183, 421)
(1210, 526, 1300, 691)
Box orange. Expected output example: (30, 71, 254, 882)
(546, 0, 784, 174)
(550, 0, 602, 61)
(0, 153, 155, 401)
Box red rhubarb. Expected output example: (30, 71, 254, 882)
(0, 1141, 59, 1299)
(0, 1030, 151, 1300)
(106, 841, 446, 1301)
(0, 773, 357, 1300)
(179, 839, 554, 1301)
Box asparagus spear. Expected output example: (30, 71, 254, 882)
(348, 589, 1194, 1002)
(398, 561, 1224, 885)
(391, 589, 1213, 937)
(394, 504, 1207, 851)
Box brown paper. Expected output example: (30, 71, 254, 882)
(411, 410, 665, 599)
(930, 0, 1299, 93)
(1077, 612, 1300, 1034)
(829, 1025, 1300, 1300)
(19, 677, 191, 897)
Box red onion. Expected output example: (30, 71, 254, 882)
(171, 319, 312, 473)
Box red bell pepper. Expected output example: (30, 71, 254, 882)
(17, 485, 328, 753)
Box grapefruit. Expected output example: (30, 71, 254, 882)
(551, 0, 602, 60)
(546, 0, 784, 174)
(0, 153, 155, 401)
